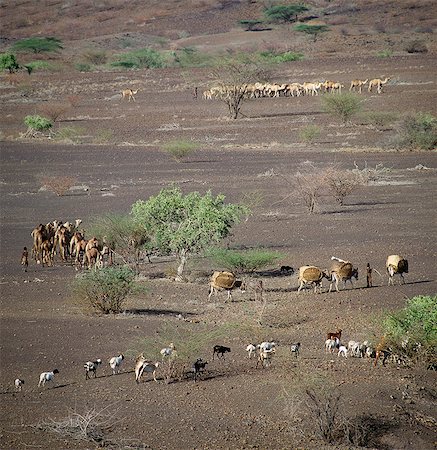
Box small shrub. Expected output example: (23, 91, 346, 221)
(162, 139, 198, 161)
(82, 49, 107, 65)
(25, 60, 60, 72)
(75, 62, 92, 72)
(37, 101, 71, 122)
(321, 92, 363, 123)
(293, 164, 327, 213)
(93, 128, 113, 144)
(295, 23, 329, 42)
(0, 53, 20, 73)
(24, 115, 52, 134)
(112, 48, 165, 69)
(41, 175, 76, 196)
(55, 126, 85, 144)
(360, 111, 399, 129)
(171, 47, 215, 68)
(376, 49, 393, 58)
(396, 112, 437, 150)
(382, 295, 437, 364)
(239, 19, 264, 31)
(72, 266, 137, 314)
(405, 40, 428, 53)
(258, 50, 303, 63)
(208, 247, 283, 273)
(299, 124, 321, 142)
(325, 168, 363, 206)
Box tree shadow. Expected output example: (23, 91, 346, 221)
(123, 308, 197, 317)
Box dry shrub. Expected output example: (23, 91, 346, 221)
(405, 40, 428, 53)
(41, 175, 76, 196)
(37, 101, 71, 122)
(325, 168, 363, 206)
(293, 164, 328, 214)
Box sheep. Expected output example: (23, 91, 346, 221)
(212, 345, 231, 360)
(258, 341, 276, 352)
(349, 79, 368, 93)
(256, 348, 275, 368)
(298, 266, 329, 293)
(368, 77, 390, 94)
(38, 369, 59, 387)
(192, 358, 208, 382)
(338, 345, 348, 358)
(208, 271, 241, 302)
(240, 278, 264, 301)
(84, 359, 102, 379)
(386, 255, 408, 286)
(135, 354, 160, 383)
(290, 342, 301, 358)
(121, 88, 139, 102)
(329, 257, 358, 292)
(160, 343, 176, 360)
(109, 354, 124, 375)
(14, 378, 24, 391)
(246, 344, 257, 359)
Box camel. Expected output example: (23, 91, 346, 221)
(350, 79, 368, 93)
(121, 89, 139, 102)
(368, 77, 390, 94)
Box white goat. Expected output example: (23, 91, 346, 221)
(256, 348, 275, 368)
(14, 378, 24, 391)
(160, 343, 176, 360)
(84, 359, 102, 379)
(109, 354, 124, 375)
(338, 345, 348, 358)
(38, 369, 59, 387)
(325, 338, 339, 353)
(258, 341, 276, 352)
(246, 344, 257, 359)
(135, 354, 160, 383)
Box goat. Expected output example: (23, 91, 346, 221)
(109, 354, 124, 375)
(258, 341, 276, 352)
(135, 354, 160, 383)
(212, 345, 231, 360)
(290, 342, 301, 358)
(14, 378, 24, 391)
(208, 271, 241, 302)
(160, 343, 176, 360)
(84, 359, 102, 379)
(386, 255, 408, 286)
(325, 338, 339, 353)
(327, 329, 342, 341)
(121, 88, 139, 102)
(368, 77, 390, 94)
(20, 247, 29, 272)
(298, 266, 329, 293)
(246, 344, 257, 359)
(38, 369, 59, 387)
(192, 358, 208, 382)
(240, 278, 264, 301)
(329, 257, 358, 292)
(338, 345, 348, 358)
(280, 265, 294, 274)
(256, 348, 275, 368)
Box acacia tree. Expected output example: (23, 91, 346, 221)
(211, 59, 269, 119)
(0, 53, 20, 73)
(131, 187, 250, 281)
(11, 37, 63, 54)
(295, 23, 329, 42)
(264, 5, 309, 24)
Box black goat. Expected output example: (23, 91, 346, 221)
(192, 358, 208, 382)
(212, 345, 231, 360)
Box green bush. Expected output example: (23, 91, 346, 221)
(112, 48, 165, 69)
(299, 124, 321, 142)
(171, 47, 215, 68)
(382, 295, 437, 364)
(55, 126, 85, 143)
(74, 62, 92, 72)
(208, 248, 283, 273)
(11, 37, 63, 54)
(295, 23, 329, 42)
(24, 115, 53, 132)
(264, 5, 309, 23)
(321, 92, 363, 123)
(258, 50, 303, 63)
(72, 266, 137, 314)
(360, 111, 399, 129)
(376, 49, 393, 58)
(397, 112, 437, 150)
(0, 53, 20, 73)
(25, 60, 59, 72)
(162, 139, 198, 161)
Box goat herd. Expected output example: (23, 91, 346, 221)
(14, 331, 396, 394)
(202, 77, 391, 100)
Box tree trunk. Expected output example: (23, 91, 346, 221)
(175, 249, 188, 282)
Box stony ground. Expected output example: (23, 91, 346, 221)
(1, 1, 437, 448)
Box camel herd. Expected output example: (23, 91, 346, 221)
(202, 77, 390, 100)
(30, 219, 108, 270)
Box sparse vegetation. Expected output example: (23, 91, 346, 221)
(37, 101, 71, 122)
(11, 37, 63, 54)
(293, 164, 328, 214)
(360, 111, 399, 129)
(172, 47, 215, 68)
(40, 175, 77, 196)
(258, 50, 304, 63)
(55, 126, 85, 144)
(295, 23, 329, 41)
(325, 168, 363, 206)
(161, 139, 199, 161)
(82, 49, 107, 65)
(395, 112, 437, 150)
(207, 248, 283, 273)
(111, 47, 165, 69)
(74, 62, 92, 72)
(299, 124, 321, 142)
(321, 92, 363, 123)
(239, 19, 264, 31)
(376, 49, 393, 58)
(72, 266, 137, 314)
(405, 39, 428, 53)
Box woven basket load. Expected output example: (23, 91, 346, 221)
(211, 271, 236, 289)
(331, 261, 353, 278)
(299, 266, 323, 282)
(386, 255, 408, 273)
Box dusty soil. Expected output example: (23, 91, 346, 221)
(1, 1, 437, 449)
